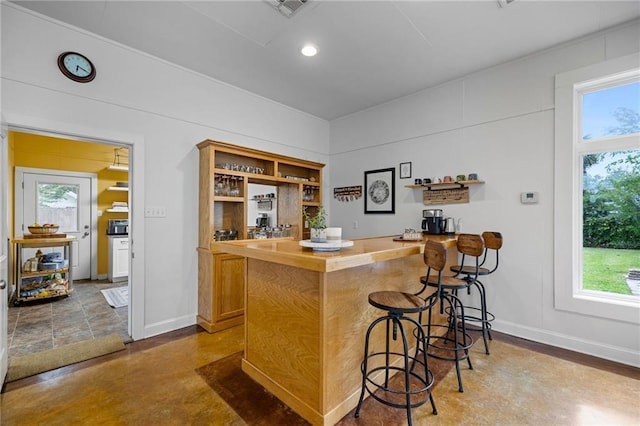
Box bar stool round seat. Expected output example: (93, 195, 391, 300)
(355, 291, 437, 425)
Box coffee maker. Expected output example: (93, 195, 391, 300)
(422, 209, 445, 234)
(256, 213, 269, 228)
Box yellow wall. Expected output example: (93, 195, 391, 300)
(9, 131, 129, 276)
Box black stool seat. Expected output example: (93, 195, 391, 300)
(355, 290, 437, 425)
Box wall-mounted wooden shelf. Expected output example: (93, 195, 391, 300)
(405, 180, 485, 205)
(405, 180, 484, 190)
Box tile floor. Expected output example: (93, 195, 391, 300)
(7, 280, 130, 358)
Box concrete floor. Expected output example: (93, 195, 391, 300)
(1, 325, 638, 425)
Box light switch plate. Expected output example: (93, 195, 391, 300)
(520, 192, 539, 204)
(145, 206, 167, 217)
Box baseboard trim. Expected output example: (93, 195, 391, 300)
(143, 314, 196, 339)
(493, 319, 640, 368)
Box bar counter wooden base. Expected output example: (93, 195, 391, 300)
(217, 235, 457, 426)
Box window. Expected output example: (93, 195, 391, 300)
(36, 183, 79, 232)
(555, 53, 640, 324)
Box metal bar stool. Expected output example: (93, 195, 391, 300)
(355, 291, 438, 425)
(415, 239, 474, 393)
(450, 231, 502, 354)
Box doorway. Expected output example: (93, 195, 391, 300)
(15, 168, 94, 279)
(6, 130, 132, 359)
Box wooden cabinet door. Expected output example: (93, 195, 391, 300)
(214, 254, 245, 322)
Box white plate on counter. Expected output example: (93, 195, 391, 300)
(299, 239, 354, 252)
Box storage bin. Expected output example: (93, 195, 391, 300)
(39, 261, 63, 271)
(42, 252, 63, 262)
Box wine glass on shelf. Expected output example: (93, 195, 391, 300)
(230, 177, 240, 197)
(215, 175, 224, 196)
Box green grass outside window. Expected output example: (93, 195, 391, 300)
(582, 248, 640, 295)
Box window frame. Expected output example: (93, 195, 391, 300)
(554, 53, 640, 324)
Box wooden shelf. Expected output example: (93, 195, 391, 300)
(197, 139, 324, 334)
(106, 209, 129, 213)
(213, 196, 244, 202)
(405, 180, 484, 190)
(107, 186, 129, 191)
(108, 165, 129, 172)
(21, 266, 69, 277)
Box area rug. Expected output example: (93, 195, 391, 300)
(100, 286, 128, 308)
(6, 333, 125, 382)
(196, 351, 454, 425)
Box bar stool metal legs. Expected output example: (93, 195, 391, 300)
(451, 231, 503, 355)
(416, 239, 477, 393)
(355, 291, 437, 425)
(422, 290, 473, 393)
(457, 278, 495, 354)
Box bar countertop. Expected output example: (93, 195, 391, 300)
(213, 234, 457, 273)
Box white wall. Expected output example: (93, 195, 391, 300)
(1, 4, 330, 339)
(329, 20, 640, 366)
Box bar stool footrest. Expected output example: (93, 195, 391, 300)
(445, 305, 495, 325)
(420, 324, 473, 362)
(361, 351, 435, 410)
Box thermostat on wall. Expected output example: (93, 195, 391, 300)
(520, 192, 539, 204)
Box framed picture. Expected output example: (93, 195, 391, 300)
(399, 162, 412, 179)
(364, 167, 395, 214)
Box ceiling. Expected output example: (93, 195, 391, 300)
(12, 0, 640, 120)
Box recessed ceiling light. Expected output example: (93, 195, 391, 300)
(301, 44, 318, 57)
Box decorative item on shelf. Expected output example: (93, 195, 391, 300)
(27, 223, 59, 234)
(285, 175, 310, 181)
(303, 206, 327, 242)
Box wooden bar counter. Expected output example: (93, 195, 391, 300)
(215, 234, 457, 426)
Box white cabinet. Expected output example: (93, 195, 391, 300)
(108, 236, 129, 282)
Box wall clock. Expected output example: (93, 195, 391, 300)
(57, 51, 96, 83)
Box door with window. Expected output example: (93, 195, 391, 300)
(15, 168, 93, 279)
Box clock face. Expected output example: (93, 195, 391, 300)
(57, 52, 96, 83)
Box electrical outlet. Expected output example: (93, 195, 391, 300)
(352, 220, 358, 229)
(145, 206, 167, 217)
